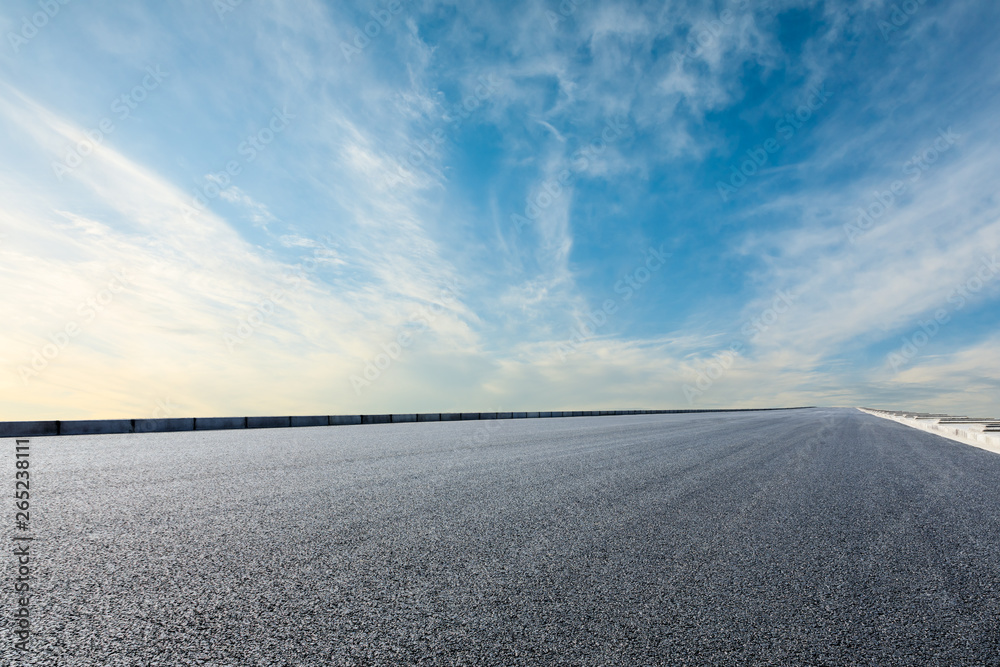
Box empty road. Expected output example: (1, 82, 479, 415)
(4, 408, 1000, 665)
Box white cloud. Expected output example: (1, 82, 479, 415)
(216, 185, 280, 228)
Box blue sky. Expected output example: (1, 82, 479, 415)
(2, 0, 999, 419)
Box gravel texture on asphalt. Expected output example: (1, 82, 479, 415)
(3, 407, 1000, 665)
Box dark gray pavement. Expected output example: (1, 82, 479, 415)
(4, 408, 1000, 665)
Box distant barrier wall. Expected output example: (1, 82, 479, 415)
(0, 407, 815, 438)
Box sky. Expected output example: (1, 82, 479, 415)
(1, 0, 999, 420)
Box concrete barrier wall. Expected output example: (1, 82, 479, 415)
(0, 407, 815, 438)
(248, 416, 291, 429)
(391, 414, 417, 423)
(196, 417, 246, 430)
(135, 418, 195, 433)
(0, 421, 59, 437)
(290, 416, 329, 428)
(330, 415, 362, 426)
(362, 414, 392, 424)
(61, 420, 132, 436)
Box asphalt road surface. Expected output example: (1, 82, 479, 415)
(4, 407, 1000, 666)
